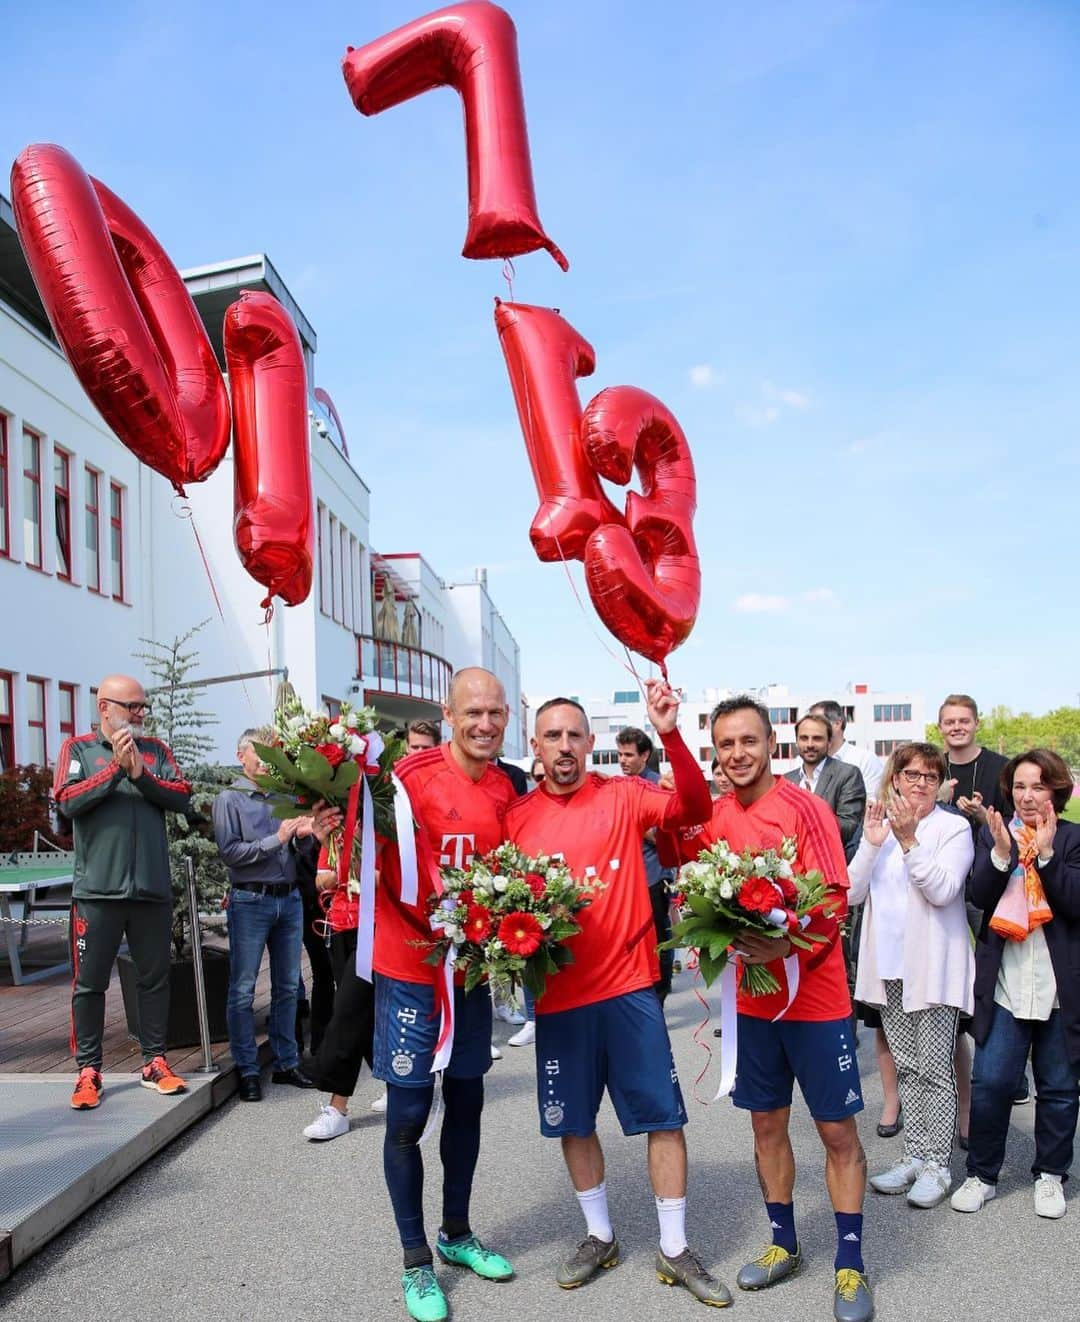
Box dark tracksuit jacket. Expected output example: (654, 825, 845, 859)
(54, 730, 191, 1066)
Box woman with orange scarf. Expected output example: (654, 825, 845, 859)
(951, 749, 1080, 1220)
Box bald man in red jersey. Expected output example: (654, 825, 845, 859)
(373, 668, 521, 1322)
(504, 680, 729, 1308)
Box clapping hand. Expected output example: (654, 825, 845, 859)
(957, 790, 987, 825)
(863, 800, 891, 848)
(309, 801, 343, 845)
(1035, 801, 1058, 860)
(112, 728, 143, 779)
(985, 806, 1012, 862)
(886, 793, 918, 849)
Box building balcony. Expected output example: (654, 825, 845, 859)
(356, 634, 452, 726)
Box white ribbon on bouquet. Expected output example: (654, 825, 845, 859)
(712, 909, 811, 1101)
(352, 731, 383, 982)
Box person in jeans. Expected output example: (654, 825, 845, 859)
(57, 674, 192, 1110)
(848, 743, 974, 1210)
(213, 726, 338, 1101)
(952, 749, 1080, 1220)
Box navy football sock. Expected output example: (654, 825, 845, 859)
(834, 1211, 864, 1273)
(765, 1200, 797, 1254)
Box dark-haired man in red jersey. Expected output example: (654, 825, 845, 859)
(504, 681, 727, 1308)
(661, 695, 872, 1322)
(372, 667, 520, 1322)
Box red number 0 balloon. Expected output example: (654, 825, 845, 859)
(224, 292, 314, 610)
(495, 301, 700, 667)
(342, 2, 567, 270)
(10, 143, 230, 493)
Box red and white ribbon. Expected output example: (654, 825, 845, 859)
(353, 731, 384, 982)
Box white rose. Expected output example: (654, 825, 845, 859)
(344, 711, 359, 729)
(719, 879, 734, 899)
(493, 876, 509, 893)
(329, 722, 346, 739)
(753, 855, 769, 876)
(348, 734, 367, 757)
(778, 859, 794, 881)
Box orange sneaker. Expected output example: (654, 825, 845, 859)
(140, 1055, 187, 1095)
(71, 1067, 103, 1110)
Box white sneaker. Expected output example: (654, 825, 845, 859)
(951, 1176, 997, 1213)
(303, 1104, 350, 1142)
(494, 1003, 526, 1025)
(508, 1020, 536, 1047)
(869, 1156, 923, 1195)
(370, 1092, 387, 1113)
(490, 1043, 503, 1059)
(1034, 1173, 1066, 1219)
(907, 1161, 952, 1208)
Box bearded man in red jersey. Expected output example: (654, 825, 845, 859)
(662, 695, 872, 1322)
(503, 680, 728, 1308)
(372, 667, 521, 1322)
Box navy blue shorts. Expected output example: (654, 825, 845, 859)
(373, 974, 492, 1086)
(732, 1014, 864, 1121)
(535, 988, 687, 1138)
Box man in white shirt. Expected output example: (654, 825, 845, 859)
(809, 700, 884, 800)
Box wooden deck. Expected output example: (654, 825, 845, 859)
(0, 925, 291, 1075)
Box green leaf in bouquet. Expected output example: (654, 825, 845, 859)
(422, 945, 443, 967)
(253, 743, 296, 778)
(696, 949, 726, 987)
(708, 935, 734, 961)
(464, 960, 488, 993)
(523, 957, 548, 1001)
(296, 745, 335, 789)
(270, 800, 307, 820)
(331, 759, 361, 794)
(548, 944, 575, 967)
(686, 894, 715, 919)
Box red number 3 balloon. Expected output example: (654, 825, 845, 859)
(495, 300, 700, 668)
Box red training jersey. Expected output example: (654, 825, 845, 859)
(374, 744, 519, 985)
(662, 778, 850, 1022)
(503, 729, 712, 1015)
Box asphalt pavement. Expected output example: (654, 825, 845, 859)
(0, 972, 1071, 1322)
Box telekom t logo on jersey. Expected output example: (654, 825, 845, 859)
(440, 834, 476, 868)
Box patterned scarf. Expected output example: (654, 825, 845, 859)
(989, 815, 1053, 942)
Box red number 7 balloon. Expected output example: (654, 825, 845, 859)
(342, 1, 567, 270)
(495, 301, 700, 668)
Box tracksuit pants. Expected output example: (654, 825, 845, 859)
(71, 897, 172, 1069)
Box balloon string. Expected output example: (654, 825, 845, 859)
(552, 534, 650, 691)
(171, 494, 256, 717)
(501, 258, 515, 302)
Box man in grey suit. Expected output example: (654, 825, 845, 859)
(784, 713, 866, 861)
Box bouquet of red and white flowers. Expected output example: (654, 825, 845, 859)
(424, 843, 599, 1000)
(252, 696, 402, 833)
(661, 837, 834, 994)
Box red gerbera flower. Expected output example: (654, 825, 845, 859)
(464, 905, 493, 943)
(739, 876, 780, 915)
(498, 910, 544, 957)
(315, 742, 346, 768)
(525, 872, 547, 899)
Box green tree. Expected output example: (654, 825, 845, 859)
(134, 621, 231, 957)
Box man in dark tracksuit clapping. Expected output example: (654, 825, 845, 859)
(55, 674, 192, 1111)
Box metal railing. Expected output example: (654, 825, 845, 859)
(356, 635, 452, 707)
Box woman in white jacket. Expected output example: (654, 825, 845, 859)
(849, 742, 974, 1211)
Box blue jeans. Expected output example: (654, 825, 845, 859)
(226, 887, 303, 1075)
(524, 988, 536, 1021)
(968, 1001, 1080, 1183)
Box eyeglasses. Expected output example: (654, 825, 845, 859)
(101, 698, 152, 717)
(900, 769, 940, 786)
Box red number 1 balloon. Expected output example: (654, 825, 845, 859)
(495, 301, 700, 668)
(342, 2, 567, 270)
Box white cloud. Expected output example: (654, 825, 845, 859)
(689, 363, 721, 389)
(734, 593, 790, 613)
(735, 404, 781, 428)
(763, 379, 812, 410)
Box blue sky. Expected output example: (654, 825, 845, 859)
(3, 1, 1078, 715)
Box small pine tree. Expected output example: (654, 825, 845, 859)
(134, 621, 231, 956)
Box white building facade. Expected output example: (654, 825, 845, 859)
(525, 682, 925, 778)
(0, 203, 525, 769)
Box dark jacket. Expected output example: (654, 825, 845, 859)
(969, 819, 1080, 1068)
(784, 756, 867, 861)
(54, 730, 191, 902)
